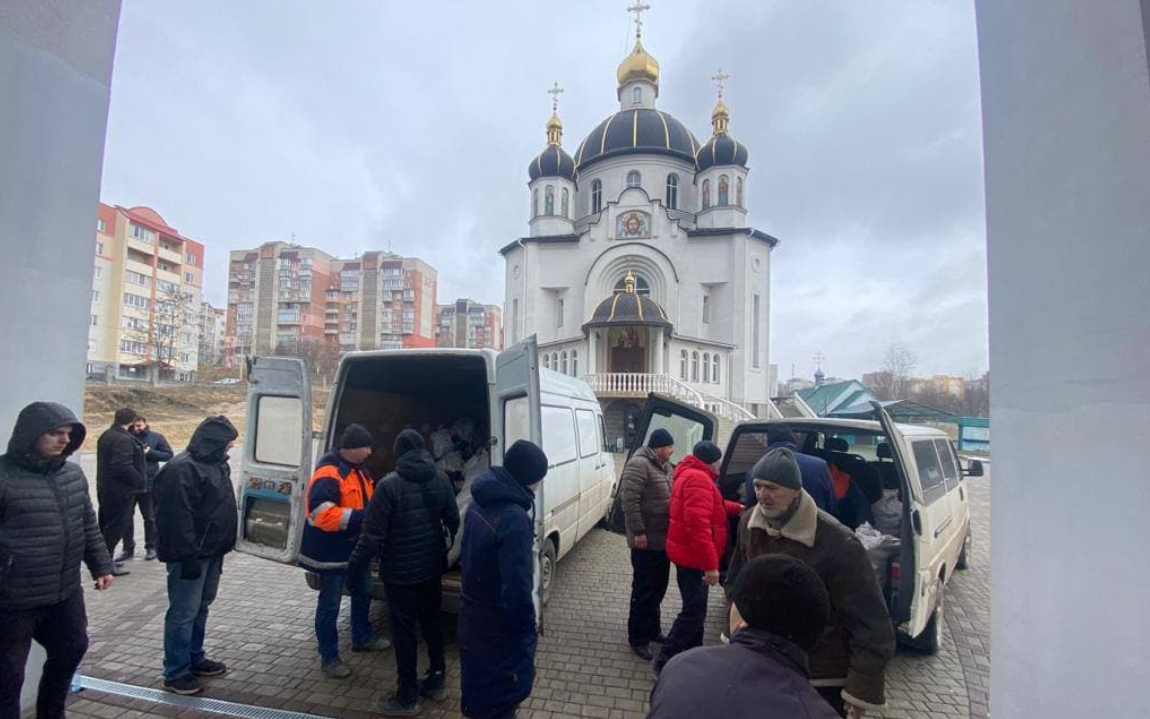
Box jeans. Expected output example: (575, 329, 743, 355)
(0, 590, 89, 719)
(121, 491, 156, 553)
(653, 566, 708, 672)
(627, 548, 670, 646)
(315, 564, 373, 665)
(163, 556, 222, 681)
(97, 488, 136, 558)
(384, 579, 446, 702)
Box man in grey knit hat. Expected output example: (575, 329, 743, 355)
(728, 448, 894, 718)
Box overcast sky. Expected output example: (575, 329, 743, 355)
(101, 0, 987, 381)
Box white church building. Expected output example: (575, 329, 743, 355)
(501, 15, 780, 442)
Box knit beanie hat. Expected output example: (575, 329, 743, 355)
(648, 428, 674, 449)
(692, 440, 722, 465)
(504, 440, 549, 486)
(339, 423, 374, 450)
(731, 554, 830, 650)
(393, 428, 425, 457)
(751, 447, 802, 490)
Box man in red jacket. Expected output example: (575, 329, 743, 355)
(654, 441, 743, 674)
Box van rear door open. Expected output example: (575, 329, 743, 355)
(236, 356, 314, 564)
(629, 393, 717, 465)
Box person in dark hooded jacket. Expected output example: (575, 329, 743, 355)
(348, 429, 460, 716)
(95, 406, 145, 574)
(0, 402, 115, 719)
(119, 416, 173, 562)
(458, 439, 549, 719)
(153, 415, 239, 696)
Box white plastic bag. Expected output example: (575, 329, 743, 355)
(872, 489, 903, 537)
(856, 522, 901, 589)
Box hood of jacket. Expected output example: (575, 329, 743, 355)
(472, 466, 534, 510)
(675, 453, 718, 481)
(4, 402, 86, 472)
(187, 416, 239, 463)
(396, 448, 437, 483)
(731, 626, 811, 678)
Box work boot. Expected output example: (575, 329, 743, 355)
(377, 693, 421, 717)
(418, 670, 447, 701)
(321, 660, 352, 679)
(114, 548, 134, 563)
(630, 643, 653, 661)
(144, 549, 158, 561)
(351, 637, 392, 652)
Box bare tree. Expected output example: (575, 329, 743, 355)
(123, 284, 198, 385)
(274, 338, 341, 385)
(876, 342, 917, 400)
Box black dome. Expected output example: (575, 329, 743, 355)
(583, 291, 671, 331)
(695, 133, 749, 171)
(529, 145, 576, 182)
(575, 109, 700, 172)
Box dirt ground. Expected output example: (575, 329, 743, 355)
(82, 382, 329, 450)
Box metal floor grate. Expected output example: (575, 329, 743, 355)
(78, 676, 339, 719)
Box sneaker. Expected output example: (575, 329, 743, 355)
(191, 659, 227, 677)
(377, 693, 421, 717)
(114, 549, 134, 563)
(352, 637, 392, 653)
(111, 564, 131, 577)
(163, 675, 203, 695)
(321, 660, 352, 679)
(418, 671, 447, 701)
(720, 632, 730, 644)
(144, 549, 158, 561)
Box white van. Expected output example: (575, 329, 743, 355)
(632, 395, 982, 654)
(235, 338, 615, 609)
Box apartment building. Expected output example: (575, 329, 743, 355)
(88, 204, 203, 382)
(225, 242, 436, 364)
(435, 299, 503, 350)
(199, 302, 226, 367)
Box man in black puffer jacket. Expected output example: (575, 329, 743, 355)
(153, 416, 239, 696)
(120, 416, 173, 562)
(96, 407, 146, 575)
(349, 429, 460, 716)
(0, 402, 115, 719)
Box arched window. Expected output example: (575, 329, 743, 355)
(571, 350, 578, 377)
(665, 174, 679, 210)
(532, 188, 539, 218)
(691, 351, 700, 382)
(680, 350, 688, 380)
(614, 274, 651, 296)
(736, 177, 744, 207)
(632, 86, 642, 105)
(561, 187, 570, 218)
(543, 354, 551, 370)
(561, 351, 569, 375)
(701, 179, 711, 210)
(626, 170, 641, 189)
(545, 185, 555, 215)
(718, 175, 730, 206)
(553, 352, 560, 369)
(591, 180, 603, 214)
(702, 353, 711, 382)
(712, 355, 721, 384)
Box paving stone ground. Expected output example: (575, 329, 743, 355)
(53, 462, 991, 719)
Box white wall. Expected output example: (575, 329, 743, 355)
(977, 0, 1150, 716)
(0, 0, 122, 710)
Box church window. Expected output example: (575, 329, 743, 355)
(691, 351, 700, 382)
(591, 180, 603, 214)
(557, 298, 564, 328)
(532, 189, 539, 218)
(713, 355, 721, 384)
(614, 274, 651, 296)
(571, 350, 578, 377)
(680, 350, 688, 380)
(561, 351, 569, 375)
(702, 353, 711, 382)
(561, 187, 570, 218)
(627, 170, 642, 189)
(543, 354, 550, 370)
(632, 86, 642, 105)
(702, 293, 710, 324)
(736, 176, 744, 207)
(701, 180, 711, 209)
(545, 185, 555, 215)
(666, 174, 679, 210)
(752, 294, 762, 368)
(718, 175, 730, 206)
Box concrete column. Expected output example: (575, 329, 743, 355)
(977, 1, 1150, 716)
(652, 329, 665, 376)
(587, 330, 597, 375)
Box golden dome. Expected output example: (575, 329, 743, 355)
(546, 112, 563, 146)
(711, 99, 730, 134)
(616, 39, 660, 89)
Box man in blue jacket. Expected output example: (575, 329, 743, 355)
(744, 425, 836, 513)
(458, 440, 548, 719)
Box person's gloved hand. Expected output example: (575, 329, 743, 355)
(180, 559, 202, 580)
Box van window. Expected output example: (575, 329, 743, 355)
(935, 439, 961, 489)
(643, 413, 705, 466)
(912, 440, 948, 504)
(254, 396, 302, 468)
(542, 406, 578, 466)
(598, 414, 609, 453)
(504, 396, 530, 449)
(575, 409, 599, 459)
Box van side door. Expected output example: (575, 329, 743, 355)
(574, 406, 605, 539)
(236, 356, 314, 564)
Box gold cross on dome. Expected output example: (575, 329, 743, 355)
(627, 2, 651, 39)
(711, 68, 730, 100)
(548, 82, 564, 113)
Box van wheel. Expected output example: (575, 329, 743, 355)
(956, 531, 972, 570)
(906, 586, 945, 655)
(539, 539, 558, 606)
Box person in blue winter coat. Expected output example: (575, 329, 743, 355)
(458, 440, 549, 719)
